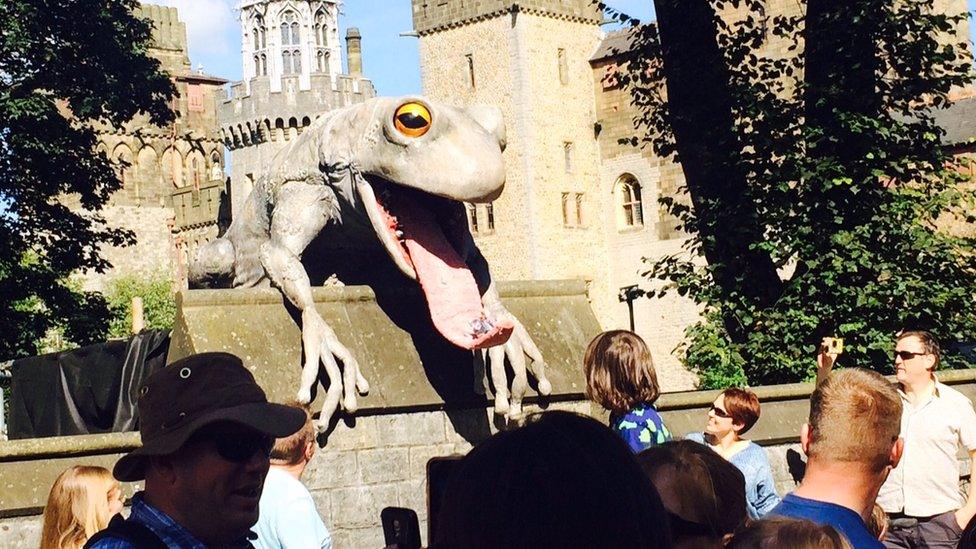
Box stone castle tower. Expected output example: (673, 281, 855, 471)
(81, 4, 227, 291)
(412, 0, 619, 330)
(220, 0, 376, 219)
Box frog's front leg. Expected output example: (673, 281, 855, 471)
(259, 181, 369, 429)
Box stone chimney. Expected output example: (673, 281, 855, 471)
(346, 27, 362, 76)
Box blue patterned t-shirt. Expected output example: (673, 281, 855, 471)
(610, 402, 672, 453)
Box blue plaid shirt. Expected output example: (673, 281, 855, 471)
(87, 492, 209, 549)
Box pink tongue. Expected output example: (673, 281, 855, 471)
(377, 192, 513, 350)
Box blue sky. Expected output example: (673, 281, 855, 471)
(143, 0, 655, 95)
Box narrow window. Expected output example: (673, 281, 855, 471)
(283, 51, 292, 74)
(485, 203, 495, 231)
(466, 54, 475, 89)
(561, 193, 572, 227)
(563, 142, 573, 173)
(557, 48, 568, 85)
(293, 51, 301, 74)
(575, 193, 584, 227)
(466, 203, 479, 233)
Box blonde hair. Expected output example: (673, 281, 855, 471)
(271, 402, 315, 465)
(40, 466, 118, 549)
(584, 330, 661, 414)
(808, 369, 902, 472)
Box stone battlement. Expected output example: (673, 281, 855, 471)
(134, 4, 190, 73)
(218, 73, 376, 149)
(411, 0, 602, 36)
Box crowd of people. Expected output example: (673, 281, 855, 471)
(33, 329, 976, 548)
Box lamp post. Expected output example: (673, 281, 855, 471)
(618, 285, 645, 332)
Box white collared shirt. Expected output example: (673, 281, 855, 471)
(877, 379, 976, 516)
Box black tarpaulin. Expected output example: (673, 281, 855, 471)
(8, 330, 169, 439)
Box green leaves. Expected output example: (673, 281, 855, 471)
(0, 0, 175, 358)
(104, 274, 176, 339)
(631, 0, 976, 386)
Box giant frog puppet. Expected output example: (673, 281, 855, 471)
(190, 97, 552, 429)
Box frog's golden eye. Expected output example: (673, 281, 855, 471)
(394, 103, 432, 137)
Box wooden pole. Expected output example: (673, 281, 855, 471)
(131, 296, 145, 334)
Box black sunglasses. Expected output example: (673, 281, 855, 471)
(894, 350, 929, 361)
(709, 405, 732, 419)
(213, 433, 275, 463)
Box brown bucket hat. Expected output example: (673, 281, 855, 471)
(114, 352, 306, 482)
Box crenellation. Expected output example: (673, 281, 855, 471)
(219, 1, 376, 219)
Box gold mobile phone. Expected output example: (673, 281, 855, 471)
(824, 337, 844, 354)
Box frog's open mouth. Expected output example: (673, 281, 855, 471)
(357, 177, 513, 350)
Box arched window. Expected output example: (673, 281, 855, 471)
(280, 11, 301, 75)
(260, 54, 267, 76)
(283, 51, 293, 74)
(210, 151, 222, 181)
(615, 175, 644, 229)
(112, 144, 133, 188)
(314, 10, 327, 46)
(316, 51, 325, 72)
(281, 12, 299, 45)
(252, 13, 265, 54)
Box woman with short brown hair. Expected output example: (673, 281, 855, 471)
(686, 387, 781, 518)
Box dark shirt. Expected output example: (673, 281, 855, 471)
(771, 493, 883, 549)
(87, 492, 253, 549)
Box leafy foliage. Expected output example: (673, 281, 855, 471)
(0, 0, 174, 358)
(605, 0, 976, 386)
(104, 274, 176, 339)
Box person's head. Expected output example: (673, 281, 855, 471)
(706, 388, 761, 440)
(636, 440, 748, 549)
(866, 503, 888, 541)
(270, 402, 316, 468)
(727, 517, 853, 549)
(40, 465, 123, 549)
(584, 330, 661, 414)
(434, 411, 671, 549)
(803, 368, 903, 478)
(894, 330, 940, 386)
(113, 352, 305, 546)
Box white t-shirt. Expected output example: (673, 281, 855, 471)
(252, 467, 333, 549)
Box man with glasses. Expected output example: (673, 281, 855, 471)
(87, 352, 306, 548)
(877, 330, 976, 548)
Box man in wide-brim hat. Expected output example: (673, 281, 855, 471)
(87, 352, 306, 548)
